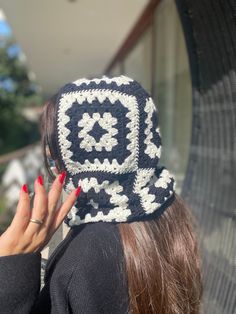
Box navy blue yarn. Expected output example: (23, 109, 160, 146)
(55, 76, 175, 226)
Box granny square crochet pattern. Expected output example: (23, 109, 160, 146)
(55, 75, 175, 226)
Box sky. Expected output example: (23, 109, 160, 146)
(0, 9, 39, 91)
(0, 9, 21, 57)
(0, 9, 11, 37)
(0, 8, 21, 91)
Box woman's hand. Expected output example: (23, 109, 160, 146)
(0, 172, 81, 257)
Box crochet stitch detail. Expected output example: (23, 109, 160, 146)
(78, 112, 118, 152)
(73, 75, 133, 87)
(55, 75, 175, 226)
(57, 89, 139, 175)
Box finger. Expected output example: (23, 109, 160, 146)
(48, 171, 66, 213)
(42, 171, 66, 230)
(25, 175, 47, 235)
(10, 184, 30, 233)
(50, 186, 81, 233)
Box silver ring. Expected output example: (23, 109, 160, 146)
(29, 218, 44, 225)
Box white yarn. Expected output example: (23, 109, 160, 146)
(144, 98, 161, 159)
(57, 89, 139, 175)
(134, 168, 174, 214)
(78, 112, 118, 152)
(56, 76, 176, 226)
(73, 75, 133, 87)
(67, 177, 131, 225)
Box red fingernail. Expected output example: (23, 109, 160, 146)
(22, 184, 28, 193)
(59, 171, 66, 184)
(37, 175, 44, 186)
(75, 186, 81, 197)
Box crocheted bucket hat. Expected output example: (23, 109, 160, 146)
(55, 75, 175, 226)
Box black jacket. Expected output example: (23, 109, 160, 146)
(0, 222, 129, 314)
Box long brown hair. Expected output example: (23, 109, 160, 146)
(119, 195, 202, 313)
(40, 96, 202, 314)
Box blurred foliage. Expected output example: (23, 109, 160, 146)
(0, 197, 5, 215)
(0, 39, 42, 155)
(0, 164, 7, 179)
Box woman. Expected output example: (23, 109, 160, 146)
(0, 75, 202, 314)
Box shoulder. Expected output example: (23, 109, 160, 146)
(71, 222, 121, 246)
(65, 223, 129, 313)
(47, 223, 128, 313)
(67, 222, 123, 266)
(50, 222, 124, 273)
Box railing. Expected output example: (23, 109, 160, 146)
(0, 144, 43, 232)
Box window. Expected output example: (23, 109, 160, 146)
(123, 28, 152, 94)
(153, 0, 192, 191)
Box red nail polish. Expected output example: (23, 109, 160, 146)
(37, 175, 44, 186)
(22, 184, 28, 193)
(75, 186, 81, 197)
(59, 171, 66, 184)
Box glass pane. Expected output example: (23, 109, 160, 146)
(123, 28, 152, 93)
(109, 62, 122, 76)
(153, 0, 192, 192)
